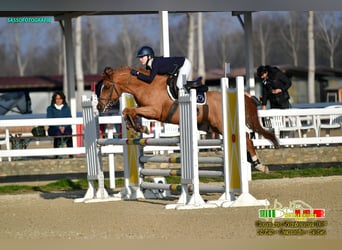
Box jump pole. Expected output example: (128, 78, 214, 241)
(221, 76, 269, 207)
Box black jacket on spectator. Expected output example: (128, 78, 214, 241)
(261, 66, 292, 109)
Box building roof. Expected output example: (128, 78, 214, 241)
(206, 65, 342, 81)
(3, 65, 342, 92)
(0, 75, 101, 92)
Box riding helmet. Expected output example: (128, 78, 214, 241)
(136, 46, 154, 58)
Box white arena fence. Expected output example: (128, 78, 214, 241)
(254, 106, 342, 147)
(0, 115, 122, 161)
(1, 103, 342, 162)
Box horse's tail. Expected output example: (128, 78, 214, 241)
(244, 96, 280, 149)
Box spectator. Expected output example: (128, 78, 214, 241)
(257, 65, 292, 110)
(47, 91, 73, 155)
(96, 67, 121, 137)
(257, 65, 293, 140)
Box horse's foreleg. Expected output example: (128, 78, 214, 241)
(122, 108, 150, 134)
(123, 114, 137, 132)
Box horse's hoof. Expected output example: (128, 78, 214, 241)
(255, 163, 269, 174)
(128, 127, 135, 133)
(140, 126, 150, 135)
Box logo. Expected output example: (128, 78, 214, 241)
(255, 199, 327, 236)
(259, 199, 325, 221)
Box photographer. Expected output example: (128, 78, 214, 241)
(257, 65, 292, 110)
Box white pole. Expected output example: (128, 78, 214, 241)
(159, 11, 170, 57)
(236, 76, 249, 193)
(244, 12, 256, 96)
(220, 77, 233, 201)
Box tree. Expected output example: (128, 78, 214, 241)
(120, 16, 134, 66)
(169, 14, 188, 56)
(254, 14, 273, 65)
(203, 13, 245, 69)
(86, 17, 98, 74)
(13, 24, 28, 76)
(316, 12, 342, 68)
(280, 12, 304, 66)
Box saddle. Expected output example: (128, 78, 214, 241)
(167, 74, 208, 104)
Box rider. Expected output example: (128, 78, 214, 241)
(130, 45, 193, 89)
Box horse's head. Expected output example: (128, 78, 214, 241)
(97, 67, 128, 113)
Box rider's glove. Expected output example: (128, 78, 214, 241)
(130, 69, 139, 76)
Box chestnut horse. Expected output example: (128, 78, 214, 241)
(98, 67, 279, 169)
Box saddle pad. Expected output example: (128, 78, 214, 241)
(167, 86, 207, 105)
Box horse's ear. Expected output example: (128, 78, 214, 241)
(101, 73, 107, 81)
(101, 70, 111, 79)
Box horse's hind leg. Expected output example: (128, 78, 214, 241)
(246, 132, 269, 174)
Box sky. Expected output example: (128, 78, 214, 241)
(0, 12, 241, 58)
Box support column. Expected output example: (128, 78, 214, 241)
(63, 17, 77, 118)
(159, 11, 170, 57)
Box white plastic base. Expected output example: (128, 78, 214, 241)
(206, 192, 236, 207)
(165, 193, 218, 210)
(221, 192, 269, 208)
(74, 183, 122, 203)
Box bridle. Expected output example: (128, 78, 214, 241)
(99, 80, 120, 113)
(99, 71, 132, 113)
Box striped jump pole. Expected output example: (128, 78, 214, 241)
(98, 137, 222, 147)
(139, 155, 223, 164)
(140, 169, 224, 178)
(140, 182, 225, 194)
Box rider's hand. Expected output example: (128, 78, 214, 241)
(130, 69, 139, 76)
(272, 88, 282, 94)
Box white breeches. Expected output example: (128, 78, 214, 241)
(176, 58, 192, 89)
